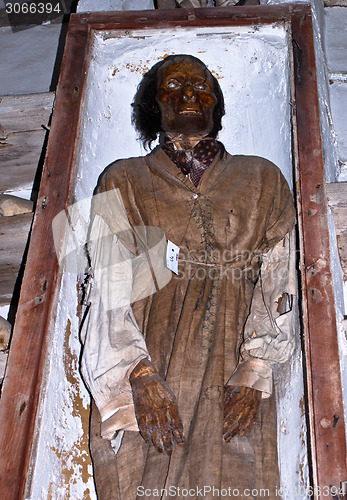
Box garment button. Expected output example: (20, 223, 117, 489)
(192, 193, 198, 199)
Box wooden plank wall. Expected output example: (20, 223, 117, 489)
(0, 93, 54, 307)
(326, 182, 347, 281)
(0, 93, 54, 193)
(0, 213, 33, 306)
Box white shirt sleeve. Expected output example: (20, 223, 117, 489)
(227, 230, 297, 397)
(80, 213, 150, 439)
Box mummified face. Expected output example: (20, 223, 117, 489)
(156, 56, 217, 136)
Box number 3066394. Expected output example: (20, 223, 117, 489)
(5, 2, 61, 15)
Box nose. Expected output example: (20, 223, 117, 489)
(182, 83, 196, 102)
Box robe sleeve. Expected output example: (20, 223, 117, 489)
(80, 189, 150, 440)
(227, 230, 296, 397)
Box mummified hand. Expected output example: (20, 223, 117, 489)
(129, 358, 185, 455)
(223, 385, 262, 442)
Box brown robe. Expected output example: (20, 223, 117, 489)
(85, 147, 296, 500)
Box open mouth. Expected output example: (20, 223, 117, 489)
(179, 109, 202, 116)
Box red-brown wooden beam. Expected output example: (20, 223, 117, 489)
(0, 6, 345, 499)
(71, 3, 311, 31)
(291, 11, 347, 499)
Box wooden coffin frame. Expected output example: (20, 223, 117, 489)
(0, 5, 346, 499)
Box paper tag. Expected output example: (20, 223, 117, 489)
(166, 240, 180, 275)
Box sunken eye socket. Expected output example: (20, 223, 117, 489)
(194, 82, 208, 90)
(166, 80, 181, 89)
(165, 79, 210, 90)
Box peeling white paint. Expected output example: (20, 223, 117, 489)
(75, 24, 294, 205)
(26, 271, 95, 499)
(274, 348, 308, 499)
(28, 25, 308, 498)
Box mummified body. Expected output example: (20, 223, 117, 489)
(81, 55, 296, 500)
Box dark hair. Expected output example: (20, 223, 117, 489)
(131, 54, 225, 149)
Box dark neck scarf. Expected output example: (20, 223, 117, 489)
(162, 138, 220, 187)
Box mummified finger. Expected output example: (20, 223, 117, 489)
(130, 358, 185, 455)
(223, 385, 262, 441)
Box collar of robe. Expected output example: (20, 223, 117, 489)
(162, 134, 220, 187)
